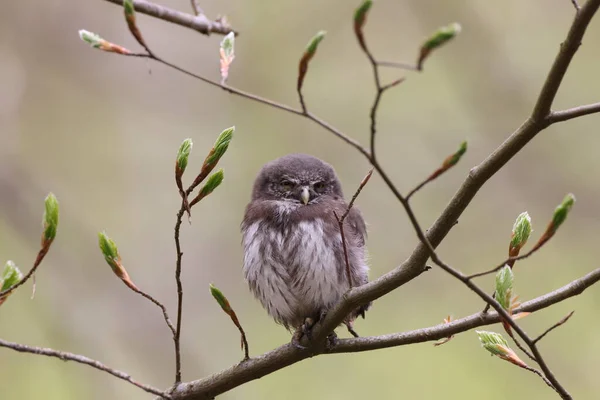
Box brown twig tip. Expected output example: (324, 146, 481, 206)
(533, 311, 575, 344)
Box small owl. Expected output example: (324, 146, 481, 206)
(241, 153, 370, 343)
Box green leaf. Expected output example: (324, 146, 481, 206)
(510, 211, 532, 251)
(354, 0, 373, 25)
(305, 30, 327, 57)
(444, 140, 467, 167)
(552, 193, 575, 230)
(43, 193, 59, 242)
(176, 138, 193, 173)
(422, 22, 462, 51)
(123, 0, 135, 17)
(210, 283, 232, 313)
(198, 170, 224, 198)
(1, 261, 23, 292)
(220, 32, 235, 60)
(78, 30, 104, 48)
(476, 330, 510, 356)
(98, 231, 120, 272)
(495, 265, 513, 311)
(205, 126, 234, 167)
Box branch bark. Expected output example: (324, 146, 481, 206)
(166, 267, 600, 399)
(102, 0, 234, 36)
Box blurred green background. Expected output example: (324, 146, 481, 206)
(1, 0, 600, 399)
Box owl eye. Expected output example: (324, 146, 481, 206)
(280, 180, 295, 191)
(313, 181, 326, 192)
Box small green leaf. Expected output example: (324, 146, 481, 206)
(210, 283, 232, 314)
(1, 261, 23, 292)
(444, 140, 467, 168)
(220, 32, 235, 60)
(552, 193, 575, 230)
(199, 169, 224, 198)
(423, 22, 461, 51)
(354, 0, 373, 25)
(495, 265, 513, 311)
(205, 126, 234, 167)
(176, 138, 193, 173)
(78, 30, 104, 48)
(98, 231, 120, 272)
(123, 0, 135, 17)
(305, 31, 326, 57)
(510, 212, 532, 251)
(43, 193, 59, 243)
(476, 330, 510, 357)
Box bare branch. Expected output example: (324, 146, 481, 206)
(174, 205, 185, 383)
(548, 102, 600, 123)
(0, 339, 171, 399)
(377, 60, 420, 70)
(533, 311, 575, 344)
(164, 267, 600, 399)
(102, 0, 234, 36)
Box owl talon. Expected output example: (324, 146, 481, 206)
(325, 332, 339, 350)
(291, 328, 308, 350)
(345, 321, 360, 338)
(302, 317, 316, 342)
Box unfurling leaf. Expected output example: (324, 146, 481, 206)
(353, 0, 373, 52)
(476, 330, 528, 368)
(43, 193, 59, 245)
(551, 193, 575, 233)
(191, 126, 234, 189)
(176, 138, 193, 176)
(78, 30, 132, 55)
(297, 31, 327, 92)
(417, 22, 461, 70)
(190, 169, 225, 207)
(495, 265, 513, 311)
(0, 261, 23, 305)
(442, 140, 467, 169)
(510, 212, 532, 255)
(220, 32, 235, 84)
(210, 283, 250, 360)
(123, 0, 148, 49)
(98, 232, 138, 290)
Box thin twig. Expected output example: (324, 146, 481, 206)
(533, 311, 575, 344)
(102, 0, 234, 36)
(548, 102, 600, 123)
(189, 0, 203, 16)
(523, 365, 556, 391)
(173, 205, 185, 383)
(377, 60, 420, 70)
(0, 339, 171, 399)
(571, 0, 581, 11)
(333, 211, 353, 289)
(130, 286, 177, 339)
(468, 241, 552, 280)
(505, 327, 537, 362)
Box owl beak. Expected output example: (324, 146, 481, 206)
(300, 186, 310, 205)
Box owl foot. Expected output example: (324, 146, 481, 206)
(291, 317, 317, 350)
(344, 321, 360, 338)
(325, 332, 339, 350)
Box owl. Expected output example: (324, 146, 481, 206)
(241, 153, 370, 345)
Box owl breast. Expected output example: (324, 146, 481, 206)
(242, 209, 349, 329)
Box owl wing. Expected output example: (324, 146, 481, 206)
(344, 206, 367, 248)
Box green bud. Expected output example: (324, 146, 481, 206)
(476, 330, 510, 357)
(78, 30, 104, 48)
(220, 32, 235, 60)
(305, 31, 327, 57)
(495, 265, 513, 311)
(1, 261, 23, 292)
(176, 138, 193, 173)
(199, 169, 224, 198)
(98, 231, 120, 272)
(423, 22, 461, 51)
(552, 193, 575, 230)
(510, 211, 532, 251)
(354, 0, 373, 25)
(123, 0, 135, 17)
(205, 127, 234, 167)
(444, 140, 467, 168)
(43, 193, 59, 243)
(210, 283, 232, 313)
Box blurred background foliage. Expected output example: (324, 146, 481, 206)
(1, 0, 600, 399)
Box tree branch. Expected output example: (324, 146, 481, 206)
(548, 102, 600, 123)
(0, 339, 171, 399)
(164, 267, 600, 399)
(102, 0, 234, 36)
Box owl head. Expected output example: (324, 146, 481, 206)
(251, 153, 344, 205)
